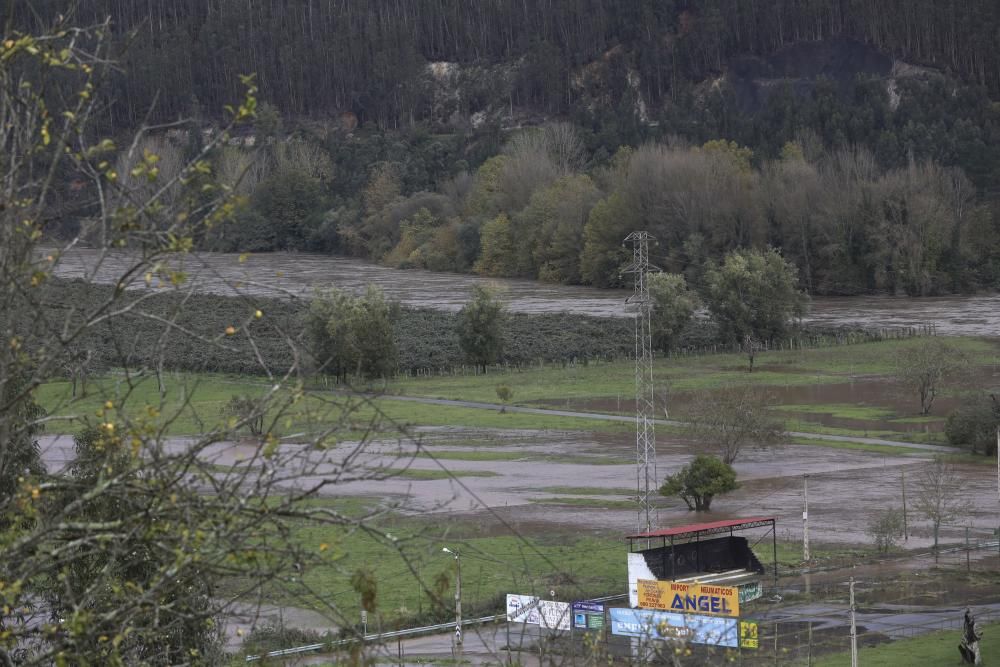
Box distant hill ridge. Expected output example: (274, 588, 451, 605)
(15, 2, 998, 129)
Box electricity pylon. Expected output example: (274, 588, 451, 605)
(623, 231, 658, 535)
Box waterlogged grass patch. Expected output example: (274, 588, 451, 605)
(538, 486, 636, 496)
(415, 450, 633, 466)
(784, 421, 945, 444)
(529, 496, 640, 510)
(414, 450, 532, 462)
(371, 467, 498, 480)
(777, 403, 898, 420)
(756, 541, 876, 569)
(789, 437, 930, 456)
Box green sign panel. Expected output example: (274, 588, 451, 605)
(738, 581, 762, 604)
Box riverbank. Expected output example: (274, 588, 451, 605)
(50, 246, 1000, 335)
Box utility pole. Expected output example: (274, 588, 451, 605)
(966, 526, 971, 572)
(803, 475, 810, 562)
(849, 578, 858, 667)
(443, 547, 462, 657)
(901, 469, 908, 541)
(623, 231, 659, 536)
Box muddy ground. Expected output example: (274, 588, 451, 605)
(536, 365, 1000, 436)
(38, 426, 1000, 550)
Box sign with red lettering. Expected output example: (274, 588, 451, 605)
(636, 579, 740, 618)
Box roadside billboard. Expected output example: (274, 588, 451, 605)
(506, 594, 540, 624)
(537, 600, 571, 631)
(506, 595, 571, 630)
(740, 620, 759, 649)
(609, 607, 738, 647)
(738, 581, 762, 604)
(572, 601, 605, 630)
(636, 579, 739, 618)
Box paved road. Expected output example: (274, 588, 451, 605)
(382, 394, 959, 453)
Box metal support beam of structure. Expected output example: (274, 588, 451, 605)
(623, 231, 659, 536)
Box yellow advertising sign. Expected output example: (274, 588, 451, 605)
(636, 579, 740, 618)
(740, 620, 759, 648)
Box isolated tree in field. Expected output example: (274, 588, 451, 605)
(648, 273, 699, 356)
(866, 508, 905, 553)
(222, 395, 266, 436)
(684, 385, 786, 464)
(456, 285, 506, 370)
(495, 384, 513, 411)
(307, 285, 399, 380)
(894, 338, 968, 415)
(703, 248, 807, 371)
(660, 455, 738, 512)
(913, 457, 962, 554)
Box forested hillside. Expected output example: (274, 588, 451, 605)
(21, 1, 1000, 127)
(20, 1, 1000, 295)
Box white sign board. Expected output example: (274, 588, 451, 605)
(537, 600, 571, 631)
(506, 594, 540, 624)
(506, 595, 570, 630)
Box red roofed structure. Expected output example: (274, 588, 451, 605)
(626, 517, 777, 601)
(627, 516, 776, 541)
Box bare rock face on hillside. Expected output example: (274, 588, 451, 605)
(418, 59, 525, 130)
(408, 38, 944, 130)
(714, 38, 942, 114)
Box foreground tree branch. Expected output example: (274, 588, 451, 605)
(0, 18, 450, 666)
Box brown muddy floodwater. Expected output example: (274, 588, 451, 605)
(50, 246, 1000, 333)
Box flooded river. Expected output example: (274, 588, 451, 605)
(51, 247, 1000, 335)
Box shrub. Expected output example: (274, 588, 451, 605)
(866, 508, 904, 553)
(221, 395, 265, 436)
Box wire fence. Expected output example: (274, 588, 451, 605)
(392, 324, 934, 380)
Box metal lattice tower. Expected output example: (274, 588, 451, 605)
(623, 231, 658, 535)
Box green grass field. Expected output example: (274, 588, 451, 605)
(391, 336, 1000, 405)
(244, 500, 630, 623)
(38, 338, 1000, 460)
(224, 492, 835, 628)
(814, 621, 999, 666)
(35, 374, 631, 438)
(35, 337, 1000, 459)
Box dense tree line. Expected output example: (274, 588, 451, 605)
(16, 1, 1000, 129)
(209, 125, 996, 296)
